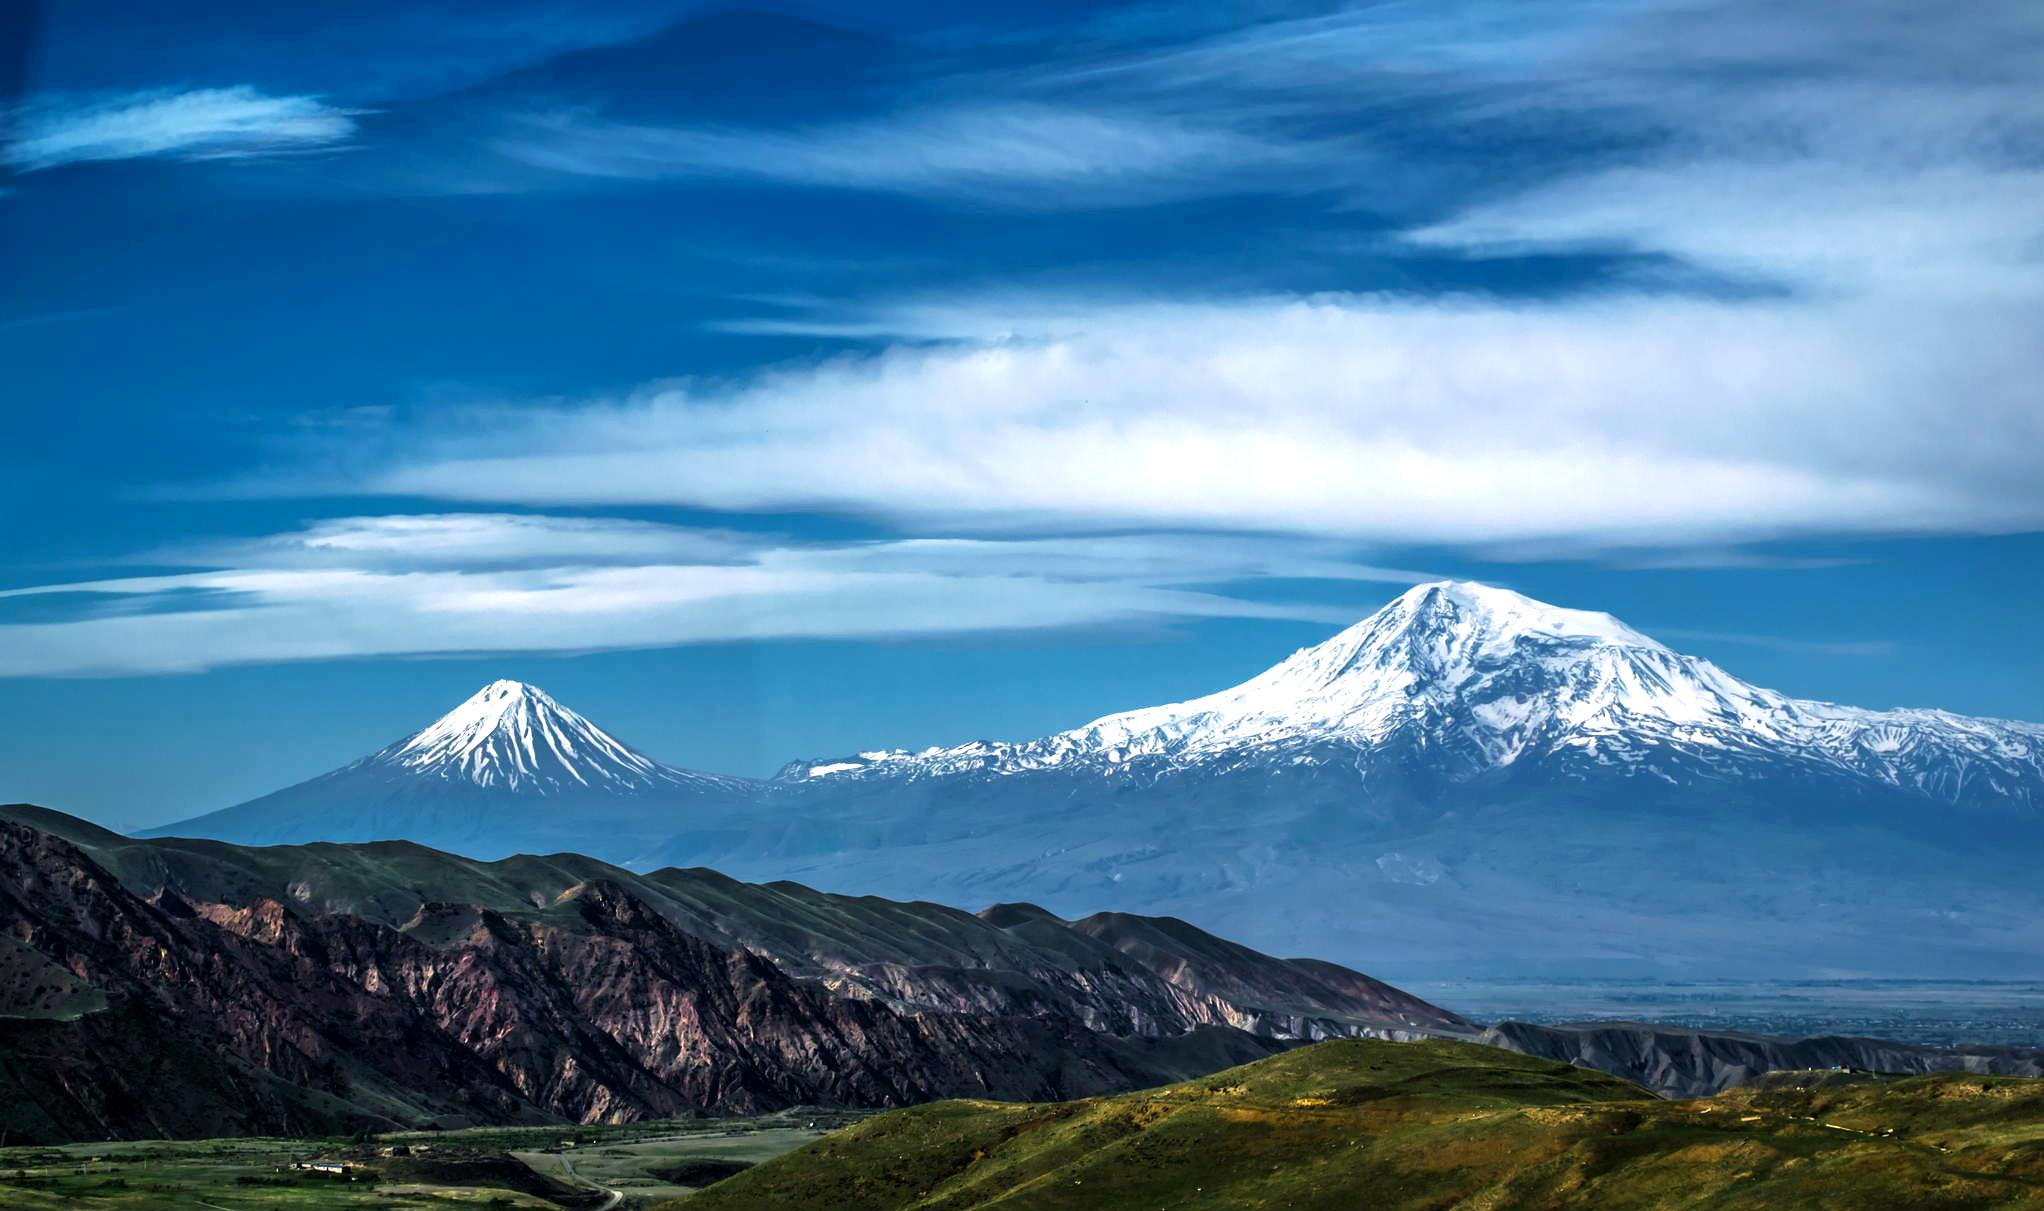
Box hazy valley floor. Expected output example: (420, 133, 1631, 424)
(1406, 978, 2044, 1050)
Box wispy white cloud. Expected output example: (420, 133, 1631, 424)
(0, 516, 1418, 676)
(6, 87, 361, 171)
(279, 0, 2043, 552)
(1599, 550, 1868, 573)
(1398, 0, 2044, 297)
(1407, 159, 2044, 301)
(298, 286, 2041, 547)
(491, 102, 1303, 206)
(166, 513, 758, 571)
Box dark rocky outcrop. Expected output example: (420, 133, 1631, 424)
(22, 803, 2037, 1144)
(0, 818, 1284, 1142)
(1483, 1020, 2044, 1098)
(2, 802, 1468, 1050)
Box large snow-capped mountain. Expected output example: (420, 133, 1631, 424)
(780, 581, 2043, 810)
(148, 680, 750, 856)
(658, 581, 2044, 979)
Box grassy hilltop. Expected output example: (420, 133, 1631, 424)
(678, 1038, 2044, 1211)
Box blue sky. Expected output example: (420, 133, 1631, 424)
(3, 0, 2041, 831)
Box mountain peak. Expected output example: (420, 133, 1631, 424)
(471, 677, 562, 703)
(1373, 580, 1665, 653)
(823, 580, 1782, 779)
(146, 677, 754, 851)
(479, 678, 545, 697)
(370, 679, 682, 795)
(791, 582, 1706, 781)
(397, 679, 568, 754)
(1246, 581, 1668, 709)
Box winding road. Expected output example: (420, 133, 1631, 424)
(556, 1154, 623, 1211)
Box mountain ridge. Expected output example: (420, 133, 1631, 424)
(140, 580, 2044, 977)
(10, 802, 1470, 1046)
(0, 804, 1478, 1142)
(5, 803, 2040, 1150)
(672, 581, 2044, 976)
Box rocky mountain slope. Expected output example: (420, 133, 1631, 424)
(0, 806, 1481, 1143)
(15, 803, 1469, 1044)
(7, 807, 2037, 1143)
(147, 680, 753, 857)
(1483, 1020, 2044, 1098)
(0, 813, 1304, 1143)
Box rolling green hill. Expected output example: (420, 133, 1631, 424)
(677, 1038, 2044, 1210)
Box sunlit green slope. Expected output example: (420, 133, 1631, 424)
(679, 1038, 2044, 1211)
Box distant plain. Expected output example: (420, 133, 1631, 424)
(1407, 979, 2044, 1049)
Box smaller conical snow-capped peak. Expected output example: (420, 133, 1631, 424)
(364, 680, 718, 796)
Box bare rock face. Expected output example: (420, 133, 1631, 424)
(0, 822, 539, 1141)
(9, 801, 1473, 1057)
(1053, 909, 1471, 1038)
(0, 819, 1285, 1143)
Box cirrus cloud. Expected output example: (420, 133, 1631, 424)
(6, 86, 361, 171)
(308, 287, 2041, 548)
(490, 102, 1307, 208)
(261, 0, 2044, 551)
(0, 515, 1423, 676)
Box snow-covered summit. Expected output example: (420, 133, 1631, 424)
(355, 679, 731, 796)
(788, 581, 2044, 808)
(151, 679, 751, 853)
(1361, 580, 1666, 657)
(1212, 580, 1669, 707)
